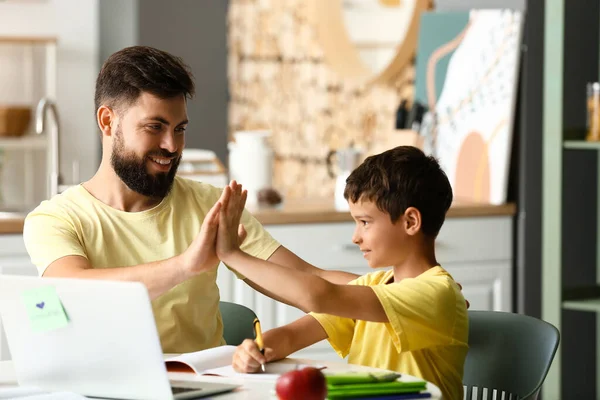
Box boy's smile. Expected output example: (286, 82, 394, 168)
(349, 199, 407, 269)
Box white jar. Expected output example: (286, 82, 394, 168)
(229, 130, 273, 206)
(334, 172, 350, 211)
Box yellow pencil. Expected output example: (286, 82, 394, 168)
(253, 317, 266, 372)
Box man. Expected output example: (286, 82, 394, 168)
(23, 46, 357, 353)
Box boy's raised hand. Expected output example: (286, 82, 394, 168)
(216, 181, 248, 259)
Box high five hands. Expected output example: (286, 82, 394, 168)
(215, 181, 248, 260)
(179, 180, 247, 275)
(182, 180, 471, 310)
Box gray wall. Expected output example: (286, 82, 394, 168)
(99, 0, 138, 66)
(138, 0, 229, 164)
(99, 0, 229, 164)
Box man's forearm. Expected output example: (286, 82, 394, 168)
(44, 255, 193, 300)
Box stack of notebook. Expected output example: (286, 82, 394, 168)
(325, 372, 431, 399)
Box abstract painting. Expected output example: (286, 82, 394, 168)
(415, 9, 523, 204)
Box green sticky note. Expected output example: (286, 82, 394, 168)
(21, 286, 69, 332)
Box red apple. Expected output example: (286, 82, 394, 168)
(275, 367, 327, 400)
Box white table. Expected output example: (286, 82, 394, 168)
(0, 357, 442, 399)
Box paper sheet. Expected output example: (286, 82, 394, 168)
(203, 362, 325, 380)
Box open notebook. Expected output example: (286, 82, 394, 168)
(164, 347, 432, 398)
(164, 345, 322, 380)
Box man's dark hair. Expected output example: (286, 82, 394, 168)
(344, 146, 453, 237)
(94, 46, 195, 113)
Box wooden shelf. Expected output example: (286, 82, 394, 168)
(0, 135, 47, 150)
(563, 140, 600, 150)
(0, 36, 57, 45)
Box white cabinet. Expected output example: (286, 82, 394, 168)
(0, 234, 37, 361)
(445, 261, 512, 313)
(0, 234, 37, 276)
(218, 216, 513, 362)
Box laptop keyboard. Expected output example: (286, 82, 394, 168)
(171, 386, 202, 394)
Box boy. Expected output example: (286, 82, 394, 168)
(214, 146, 468, 400)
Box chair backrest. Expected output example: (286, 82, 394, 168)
(218, 301, 258, 346)
(463, 311, 560, 400)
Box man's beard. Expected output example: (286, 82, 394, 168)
(110, 129, 181, 199)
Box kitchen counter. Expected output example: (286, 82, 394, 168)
(0, 216, 25, 235)
(0, 200, 516, 234)
(249, 199, 516, 225)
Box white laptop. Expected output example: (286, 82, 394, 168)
(0, 276, 239, 400)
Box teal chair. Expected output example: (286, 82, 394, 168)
(463, 310, 560, 400)
(219, 301, 258, 346)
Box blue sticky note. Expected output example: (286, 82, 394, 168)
(21, 286, 69, 332)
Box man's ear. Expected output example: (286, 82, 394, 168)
(403, 207, 422, 236)
(97, 105, 116, 137)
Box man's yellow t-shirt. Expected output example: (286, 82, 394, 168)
(311, 266, 468, 400)
(23, 176, 280, 353)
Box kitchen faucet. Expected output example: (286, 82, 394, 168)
(35, 98, 61, 198)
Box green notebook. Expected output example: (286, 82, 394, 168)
(326, 372, 402, 385)
(325, 373, 427, 399)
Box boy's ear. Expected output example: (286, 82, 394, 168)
(403, 207, 422, 236)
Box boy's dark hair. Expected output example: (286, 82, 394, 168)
(344, 146, 453, 237)
(94, 46, 195, 113)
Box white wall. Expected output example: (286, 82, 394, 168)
(0, 0, 99, 208)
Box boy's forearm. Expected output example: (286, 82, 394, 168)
(223, 250, 333, 312)
(316, 269, 359, 285)
(263, 327, 294, 361)
(267, 246, 357, 284)
(264, 315, 328, 361)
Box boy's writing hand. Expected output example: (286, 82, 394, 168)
(216, 181, 248, 259)
(232, 338, 273, 373)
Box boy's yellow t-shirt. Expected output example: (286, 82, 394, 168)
(23, 176, 280, 353)
(311, 266, 468, 400)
